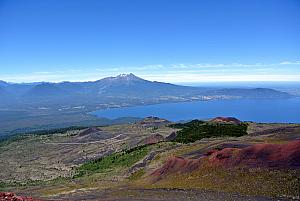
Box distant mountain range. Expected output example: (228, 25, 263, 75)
(0, 73, 292, 109)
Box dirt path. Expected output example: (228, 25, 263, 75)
(43, 134, 124, 145)
(50, 188, 281, 201)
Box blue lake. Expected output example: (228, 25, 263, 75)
(91, 98, 300, 123)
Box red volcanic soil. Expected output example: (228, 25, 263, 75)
(0, 192, 42, 201)
(211, 117, 241, 124)
(151, 140, 300, 180)
(208, 140, 300, 168)
(151, 156, 201, 179)
(141, 134, 164, 145)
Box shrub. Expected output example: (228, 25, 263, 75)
(172, 120, 248, 143)
(74, 145, 149, 177)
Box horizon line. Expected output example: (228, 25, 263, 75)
(1, 73, 300, 84)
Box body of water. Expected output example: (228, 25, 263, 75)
(91, 98, 300, 123)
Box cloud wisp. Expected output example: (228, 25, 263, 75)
(0, 61, 299, 83)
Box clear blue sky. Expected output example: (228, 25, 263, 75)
(0, 0, 299, 83)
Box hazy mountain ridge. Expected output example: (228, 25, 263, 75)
(0, 80, 9, 87)
(0, 74, 292, 108)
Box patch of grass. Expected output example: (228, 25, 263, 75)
(152, 154, 161, 162)
(172, 143, 207, 156)
(148, 163, 300, 199)
(128, 168, 146, 181)
(171, 120, 248, 143)
(74, 145, 150, 177)
(0, 176, 70, 191)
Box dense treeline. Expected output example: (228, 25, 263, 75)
(28, 126, 87, 136)
(171, 120, 248, 143)
(170, 120, 206, 129)
(0, 126, 87, 146)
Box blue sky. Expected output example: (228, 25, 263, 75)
(0, 0, 299, 83)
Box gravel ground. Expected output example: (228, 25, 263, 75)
(51, 188, 286, 201)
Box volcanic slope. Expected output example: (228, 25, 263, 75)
(1, 118, 300, 200)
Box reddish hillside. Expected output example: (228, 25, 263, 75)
(141, 134, 164, 145)
(0, 192, 42, 201)
(151, 156, 201, 179)
(211, 117, 241, 124)
(208, 140, 300, 168)
(151, 140, 300, 181)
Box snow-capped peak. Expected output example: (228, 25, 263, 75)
(115, 73, 141, 81)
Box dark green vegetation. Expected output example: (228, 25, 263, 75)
(171, 120, 248, 143)
(74, 145, 150, 177)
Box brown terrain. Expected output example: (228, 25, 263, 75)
(1, 118, 300, 200)
(140, 133, 165, 145)
(150, 156, 201, 181)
